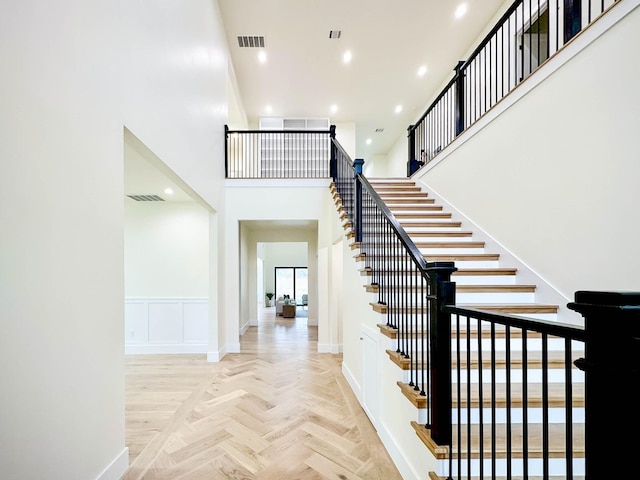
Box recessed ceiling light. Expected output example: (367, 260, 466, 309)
(265, 105, 272, 114)
(417, 65, 427, 77)
(366, 138, 372, 145)
(455, 3, 468, 19)
(330, 104, 338, 114)
(258, 51, 267, 63)
(395, 105, 403, 114)
(164, 188, 174, 195)
(343, 50, 352, 63)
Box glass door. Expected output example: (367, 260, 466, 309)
(275, 267, 307, 303)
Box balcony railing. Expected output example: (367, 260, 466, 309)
(407, 0, 618, 175)
(225, 125, 333, 179)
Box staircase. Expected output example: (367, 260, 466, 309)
(367, 179, 560, 319)
(331, 178, 585, 479)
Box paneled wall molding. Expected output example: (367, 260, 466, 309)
(125, 297, 208, 354)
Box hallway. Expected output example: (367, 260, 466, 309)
(123, 308, 402, 479)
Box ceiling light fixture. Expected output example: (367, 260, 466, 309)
(330, 104, 338, 114)
(265, 105, 272, 114)
(343, 50, 352, 63)
(417, 65, 427, 77)
(258, 51, 267, 63)
(164, 188, 174, 195)
(395, 105, 403, 114)
(455, 3, 468, 19)
(366, 138, 372, 145)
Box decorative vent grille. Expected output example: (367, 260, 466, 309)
(237, 36, 265, 48)
(127, 195, 165, 202)
(375, 128, 384, 132)
(329, 30, 342, 39)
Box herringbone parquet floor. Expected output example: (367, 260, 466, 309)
(123, 308, 403, 480)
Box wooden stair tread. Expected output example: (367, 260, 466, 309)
(453, 268, 517, 276)
(385, 348, 583, 370)
(405, 231, 474, 237)
(424, 253, 499, 261)
(395, 212, 452, 218)
(413, 421, 585, 460)
(383, 198, 435, 204)
(397, 381, 584, 409)
(388, 204, 443, 211)
(365, 284, 535, 293)
(415, 241, 485, 248)
(401, 221, 462, 228)
(397, 381, 427, 408)
(459, 304, 559, 314)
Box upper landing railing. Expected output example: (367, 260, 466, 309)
(407, 0, 618, 175)
(225, 125, 333, 179)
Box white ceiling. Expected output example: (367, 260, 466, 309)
(124, 1, 509, 203)
(218, 0, 508, 157)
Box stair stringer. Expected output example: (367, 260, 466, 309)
(404, 179, 581, 325)
(334, 199, 441, 480)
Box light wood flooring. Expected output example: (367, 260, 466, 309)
(123, 307, 403, 480)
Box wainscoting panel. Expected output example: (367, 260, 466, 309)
(125, 298, 208, 354)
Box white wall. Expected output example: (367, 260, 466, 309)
(334, 122, 357, 159)
(223, 180, 332, 354)
(125, 202, 209, 297)
(415, 2, 640, 300)
(124, 201, 210, 353)
(262, 242, 308, 296)
(0, 0, 228, 478)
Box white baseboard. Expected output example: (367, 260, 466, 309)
(96, 447, 128, 480)
(227, 343, 241, 353)
(376, 424, 423, 480)
(240, 322, 250, 334)
(341, 361, 422, 480)
(207, 346, 226, 362)
(317, 343, 342, 354)
(125, 344, 207, 354)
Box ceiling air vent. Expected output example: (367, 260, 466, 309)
(237, 35, 265, 48)
(127, 195, 165, 202)
(375, 128, 384, 133)
(329, 30, 342, 39)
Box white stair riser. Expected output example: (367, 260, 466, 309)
(419, 247, 485, 254)
(402, 369, 585, 384)
(453, 275, 517, 285)
(445, 459, 585, 478)
(455, 292, 535, 303)
(453, 407, 585, 424)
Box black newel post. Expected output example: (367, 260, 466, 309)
(329, 125, 337, 181)
(407, 124, 416, 177)
(353, 158, 364, 243)
(568, 291, 640, 479)
(224, 124, 229, 179)
(426, 261, 457, 446)
(454, 61, 466, 137)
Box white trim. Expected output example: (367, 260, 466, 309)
(207, 346, 226, 362)
(227, 343, 241, 353)
(225, 178, 331, 188)
(95, 447, 128, 480)
(124, 297, 209, 353)
(375, 423, 423, 480)
(317, 343, 342, 353)
(125, 344, 208, 354)
(240, 322, 250, 334)
(343, 357, 423, 480)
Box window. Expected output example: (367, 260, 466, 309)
(275, 267, 308, 303)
